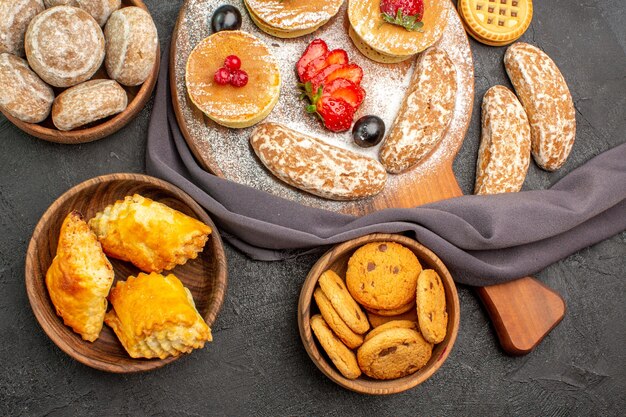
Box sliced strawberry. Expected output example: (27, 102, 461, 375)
(309, 64, 344, 91)
(315, 97, 355, 132)
(296, 39, 328, 81)
(324, 79, 365, 109)
(301, 54, 329, 82)
(324, 64, 364, 87)
(302, 49, 349, 82)
(322, 78, 354, 94)
(325, 49, 349, 66)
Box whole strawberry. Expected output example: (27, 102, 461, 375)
(380, 0, 424, 32)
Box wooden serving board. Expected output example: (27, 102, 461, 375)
(171, 0, 473, 216)
(171, 1, 564, 354)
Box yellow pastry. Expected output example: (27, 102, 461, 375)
(244, 0, 344, 38)
(185, 31, 280, 129)
(46, 211, 114, 342)
(348, 0, 448, 63)
(105, 272, 212, 359)
(88, 194, 212, 273)
(458, 0, 533, 46)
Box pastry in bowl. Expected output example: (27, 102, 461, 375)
(105, 272, 212, 359)
(88, 194, 212, 273)
(24, 6, 105, 87)
(244, 0, 344, 38)
(348, 0, 449, 63)
(46, 211, 114, 342)
(185, 30, 281, 129)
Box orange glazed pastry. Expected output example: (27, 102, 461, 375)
(88, 194, 212, 273)
(46, 211, 114, 342)
(105, 272, 212, 359)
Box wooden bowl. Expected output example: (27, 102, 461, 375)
(298, 233, 460, 395)
(0, 0, 160, 144)
(25, 173, 227, 372)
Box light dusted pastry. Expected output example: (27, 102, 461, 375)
(474, 85, 531, 195)
(379, 48, 457, 174)
(88, 194, 212, 273)
(77, 0, 121, 26)
(105, 272, 212, 359)
(0, 53, 54, 123)
(25, 6, 105, 87)
(44, 0, 78, 6)
(45, 211, 114, 342)
(504, 42, 576, 171)
(52, 79, 127, 131)
(104, 6, 158, 86)
(0, 0, 44, 57)
(250, 123, 387, 200)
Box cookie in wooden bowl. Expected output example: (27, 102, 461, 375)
(299, 233, 459, 394)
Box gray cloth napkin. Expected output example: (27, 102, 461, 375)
(146, 47, 626, 286)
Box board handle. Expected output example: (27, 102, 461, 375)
(476, 277, 566, 355)
(408, 164, 566, 355)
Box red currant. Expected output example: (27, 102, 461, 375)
(224, 55, 241, 70)
(230, 69, 248, 87)
(214, 67, 231, 85)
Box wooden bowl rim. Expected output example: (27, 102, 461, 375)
(1, 0, 160, 145)
(24, 173, 228, 372)
(298, 233, 460, 395)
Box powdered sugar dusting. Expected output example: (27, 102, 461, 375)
(173, 0, 474, 213)
(244, 0, 343, 30)
(504, 42, 576, 171)
(475, 85, 531, 195)
(251, 122, 387, 200)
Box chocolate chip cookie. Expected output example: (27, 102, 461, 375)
(364, 320, 419, 342)
(363, 300, 415, 317)
(416, 269, 448, 344)
(367, 308, 419, 328)
(314, 288, 364, 349)
(346, 242, 422, 310)
(357, 327, 432, 380)
(310, 314, 362, 380)
(318, 270, 369, 334)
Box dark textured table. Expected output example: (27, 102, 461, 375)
(1, 1, 624, 415)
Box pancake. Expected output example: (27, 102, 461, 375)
(348, 0, 449, 63)
(185, 31, 281, 129)
(244, 0, 343, 38)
